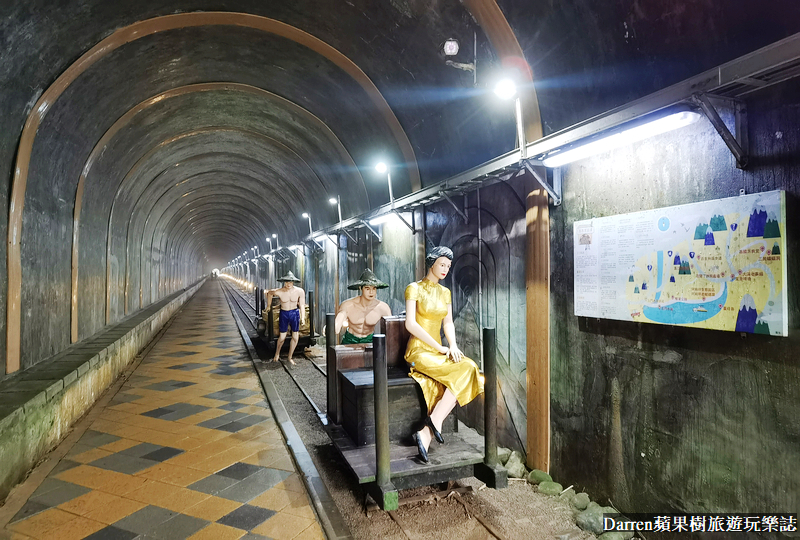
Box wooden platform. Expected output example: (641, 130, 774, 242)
(324, 422, 485, 490)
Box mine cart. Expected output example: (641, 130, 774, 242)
(254, 290, 319, 353)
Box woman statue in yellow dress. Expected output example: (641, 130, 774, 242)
(405, 246, 484, 463)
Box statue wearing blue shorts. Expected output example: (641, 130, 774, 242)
(265, 271, 306, 364)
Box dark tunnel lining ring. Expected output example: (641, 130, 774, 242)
(75, 83, 367, 338)
(111, 155, 327, 318)
(128, 171, 302, 305)
(121, 171, 291, 312)
(8, 11, 421, 373)
(102, 126, 322, 324)
(139, 199, 269, 311)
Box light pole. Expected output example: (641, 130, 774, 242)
(375, 162, 395, 206)
(253, 248, 260, 286)
(272, 233, 279, 249)
(494, 78, 526, 159)
(373, 161, 416, 233)
(329, 196, 343, 223)
(329, 195, 356, 246)
(301, 212, 313, 235)
(266, 237, 273, 251)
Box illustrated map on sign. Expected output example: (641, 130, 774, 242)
(573, 190, 787, 336)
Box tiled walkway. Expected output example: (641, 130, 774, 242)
(1, 282, 324, 540)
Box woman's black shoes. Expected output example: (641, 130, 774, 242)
(412, 431, 429, 463)
(425, 416, 444, 444)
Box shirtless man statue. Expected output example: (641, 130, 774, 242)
(335, 269, 392, 344)
(266, 271, 305, 364)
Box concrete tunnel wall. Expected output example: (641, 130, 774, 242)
(548, 80, 800, 514)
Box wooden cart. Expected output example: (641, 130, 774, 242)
(323, 314, 507, 510)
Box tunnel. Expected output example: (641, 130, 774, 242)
(1, 1, 799, 538)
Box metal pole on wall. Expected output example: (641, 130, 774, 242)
(373, 333, 389, 484)
(483, 327, 497, 465)
(477, 188, 484, 370)
(334, 234, 341, 313)
(368, 229, 374, 271)
(415, 206, 426, 279)
(325, 313, 338, 423)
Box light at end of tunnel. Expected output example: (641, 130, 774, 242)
(541, 110, 702, 168)
(493, 78, 517, 100)
(375, 162, 387, 174)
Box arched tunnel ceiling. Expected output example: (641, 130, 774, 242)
(4, 0, 800, 273)
(13, 6, 521, 271)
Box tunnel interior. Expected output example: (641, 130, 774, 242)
(1, 0, 800, 523)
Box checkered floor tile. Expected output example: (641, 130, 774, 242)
(2, 282, 324, 540)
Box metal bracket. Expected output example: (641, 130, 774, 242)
(303, 237, 324, 253)
(280, 248, 292, 261)
(393, 209, 418, 233)
(424, 231, 436, 250)
(339, 227, 358, 245)
(690, 92, 748, 169)
(325, 233, 341, 250)
(439, 191, 469, 224)
(522, 159, 562, 206)
(360, 220, 382, 242)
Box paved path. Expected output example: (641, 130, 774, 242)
(1, 282, 324, 540)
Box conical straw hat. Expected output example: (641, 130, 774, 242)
(277, 271, 301, 283)
(347, 268, 388, 290)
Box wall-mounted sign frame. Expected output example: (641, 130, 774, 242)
(574, 190, 787, 336)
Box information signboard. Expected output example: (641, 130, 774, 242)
(574, 190, 787, 336)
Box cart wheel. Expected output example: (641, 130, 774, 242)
(255, 318, 267, 336)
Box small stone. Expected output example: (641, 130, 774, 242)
(599, 533, 629, 540)
(527, 469, 552, 484)
(497, 447, 512, 465)
(572, 492, 590, 510)
(504, 451, 527, 478)
(553, 529, 583, 540)
(576, 504, 616, 535)
(537, 481, 563, 496)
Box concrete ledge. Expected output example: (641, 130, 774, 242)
(0, 279, 205, 502)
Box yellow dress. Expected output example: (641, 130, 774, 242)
(404, 279, 484, 413)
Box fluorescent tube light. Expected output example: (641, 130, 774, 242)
(542, 110, 701, 168)
(369, 213, 399, 226)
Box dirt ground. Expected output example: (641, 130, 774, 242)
(264, 346, 598, 540)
